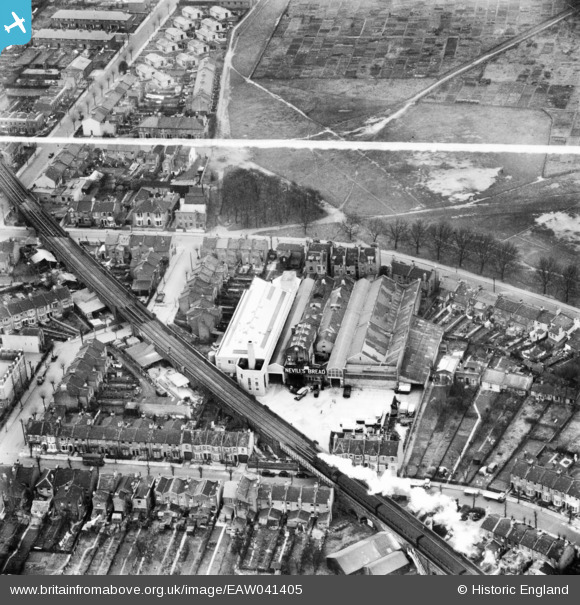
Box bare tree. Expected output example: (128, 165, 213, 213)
(386, 218, 407, 250)
(407, 219, 428, 255)
(340, 212, 361, 242)
(493, 241, 520, 281)
(365, 218, 385, 243)
(536, 256, 559, 295)
(470, 233, 496, 274)
(452, 227, 473, 268)
(296, 187, 320, 235)
(428, 221, 453, 261)
(560, 263, 579, 304)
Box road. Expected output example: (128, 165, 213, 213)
(18, 0, 180, 189)
(0, 161, 482, 575)
(346, 6, 579, 137)
(434, 483, 580, 545)
(380, 248, 580, 318)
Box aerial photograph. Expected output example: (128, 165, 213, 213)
(0, 0, 579, 580)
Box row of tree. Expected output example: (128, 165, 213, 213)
(221, 167, 324, 229)
(342, 215, 578, 303)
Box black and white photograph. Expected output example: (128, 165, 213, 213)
(0, 0, 579, 585)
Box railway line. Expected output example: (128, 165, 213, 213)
(0, 161, 482, 575)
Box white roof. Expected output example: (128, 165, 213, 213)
(52, 9, 132, 21)
(72, 288, 107, 315)
(67, 56, 92, 71)
(178, 202, 206, 214)
(35, 29, 115, 41)
(436, 355, 460, 374)
(216, 273, 300, 364)
(31, 249, 57, 264)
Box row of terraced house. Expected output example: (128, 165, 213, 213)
(25, 417, 253, 464)
(0, 286, 73, 333)
(510, 460, 580, 513)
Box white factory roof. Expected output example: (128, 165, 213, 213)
(216, 272, 300, 365)
(52, 9, 132, 21)
(35, 29, 115, 41)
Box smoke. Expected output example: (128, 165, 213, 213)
(319, 454, 482, 557)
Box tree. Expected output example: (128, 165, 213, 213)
(452, 227, 473, 268)
(428, 220, 453, 261)
(407, 219, 428, 255)
(340, 212, 361, 242)
(560, 263, 579, 304)
(386, 218, 407, 250)
(470, 233, 496, 274)
(296, 187, 320, 235)
(493, 241, 520, 281)
(365, 217, 385, 243)
(536, 256, 559, 295)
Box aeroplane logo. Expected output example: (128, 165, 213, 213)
(5, 12, 26, 34)
(0, 2, 32, 55)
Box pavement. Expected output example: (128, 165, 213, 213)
(17, 0, 180, 189)
(431, 482, 580, 545)
(0, 325, 132, 464)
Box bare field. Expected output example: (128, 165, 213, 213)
(232, 0, 290, 77)
(377, 103, 552, 146)
(228, 72, 321, 139)
(258, 78, 435, 129)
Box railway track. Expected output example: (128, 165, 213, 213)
(0, 161, 482, 575)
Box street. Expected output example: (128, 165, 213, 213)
(434, 482, 580, 545)
(17, 0, 180, 189)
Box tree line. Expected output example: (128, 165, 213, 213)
(342, 215, 578, 304)
(221, 168, 324, 230)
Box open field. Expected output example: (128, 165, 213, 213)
(376, 103, 551, 146)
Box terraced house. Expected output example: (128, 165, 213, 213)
(510, 460, 580, 514)
(0, 286, 73, 333)
(26, 415, 253, 464)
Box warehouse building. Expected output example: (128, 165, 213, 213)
(215, 272, 300, 396)
(327, 277, 426, 387)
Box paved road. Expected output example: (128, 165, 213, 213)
(380, 248, 580, 317)
(435, 483, 580, 545)
(3, 220, 577, 317)
(18, 0, 180, 188)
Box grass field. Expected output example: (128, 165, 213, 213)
(376, 103, 552, 146)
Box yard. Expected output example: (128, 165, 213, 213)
(405, 384, 476, 478)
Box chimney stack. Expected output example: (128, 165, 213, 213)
(247, 341, 256, 371)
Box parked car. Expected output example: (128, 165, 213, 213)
(343, 385, 352, 398)
(294, 386, 309, 401)
(261, 470, 275, 477)
(278, 470, 290, 478)
(296, 472, 309, 479)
